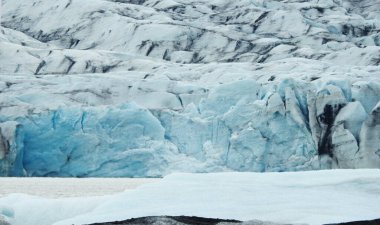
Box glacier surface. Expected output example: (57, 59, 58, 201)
(0, 0, 380, 176)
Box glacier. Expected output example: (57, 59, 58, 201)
(1, 0, 380, 177)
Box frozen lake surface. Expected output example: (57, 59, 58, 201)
(0, 178, 159, 198)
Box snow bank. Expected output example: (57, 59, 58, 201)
(0, 170, 379, 225)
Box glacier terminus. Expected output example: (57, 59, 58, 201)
(0, 0, 380, 177)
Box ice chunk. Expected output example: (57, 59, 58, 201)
(0, 121, 24, 176)
(227, 128, 267, 172)
(352, 81, 380, 113)
(199, 80, 262, 116)
(356, 102, 380, 168)
(331, 124, 358, 169)
(334, 101, 367, 140)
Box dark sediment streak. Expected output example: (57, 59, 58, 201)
(89, 216, 241, 225)
(326, 218, 380, 225)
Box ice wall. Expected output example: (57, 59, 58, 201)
(1, 79, 379, 177)
(2, 103, 186, 177)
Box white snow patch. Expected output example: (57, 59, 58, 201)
(0, 170, 379, 225)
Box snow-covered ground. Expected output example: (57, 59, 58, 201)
(0, 170, 380, 225)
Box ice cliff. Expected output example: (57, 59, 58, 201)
(0, 0, 380, 177)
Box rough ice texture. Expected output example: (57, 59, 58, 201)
(0, 0, 380, 176)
